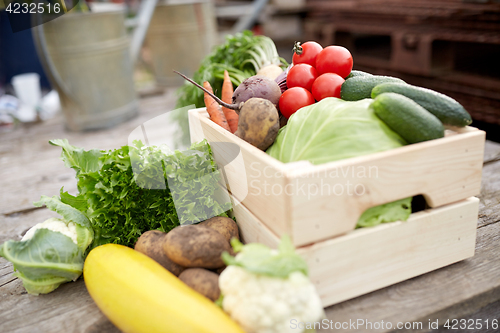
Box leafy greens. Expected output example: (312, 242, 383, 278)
(175, 30, 286, 109)
(222, 236, 308, 278)
(173, 31, 287, 147)
(50, 139, 231, 248)
(266, 98, 412, 228)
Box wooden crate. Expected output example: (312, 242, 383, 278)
(188, 108, 485, 247)
(234, 196, 480, 307)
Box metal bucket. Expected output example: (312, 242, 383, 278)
(35, 10, 138, 131)
(146, 0, 218, 86)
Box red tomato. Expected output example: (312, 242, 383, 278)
(278, 87, 315, 118)
(315, 46, 353, 78)
(287, 64, 318, 91)
(311, 73, 345, 101)
(292, 41, 323, 67)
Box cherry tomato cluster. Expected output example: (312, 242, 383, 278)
(279, 41, 353, 118)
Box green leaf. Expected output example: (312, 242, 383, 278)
(267, 98, 406, 164)
(75, 223, 93, 253)
(49, 139, 103, 175)
(33, 195, 91, 229)
(0, 229, 84, 295)
(223, 236, 308, 278)
(60, 188, 88, 212)
(356, 197, 413, 228)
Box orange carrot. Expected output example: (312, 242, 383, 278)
(203, 81, 231, 131)
(222, 70, 239, 133)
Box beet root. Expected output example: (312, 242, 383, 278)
(232, 75, 282, 111)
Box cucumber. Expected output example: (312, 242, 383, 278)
(371, 92, 444, 144)
(345, 70, 372, 79)
(371, 82, 472, 127)
(341, 75, 405, 101)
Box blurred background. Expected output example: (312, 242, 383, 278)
(0, 0, 499, 142)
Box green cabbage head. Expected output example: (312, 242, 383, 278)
(267, 97, 412, 227)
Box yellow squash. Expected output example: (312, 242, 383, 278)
(84, 244, 244, 333)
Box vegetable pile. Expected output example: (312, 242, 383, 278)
(50, 139, 230, 248)
(134, 216, 239, 301)
(267, 97, 412, 227)
(0, 34, 476, 333)
(279, 42, 353, 118)
(175, 30, 286, 110)
(0, 138, 232, 295)
(179, 38, 472, 229)
(84, 218, 324, 333)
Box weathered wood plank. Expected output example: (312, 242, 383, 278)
(0, 89, 180, 215)
(431, 299, 500, 333)
(483, 141, 500, 164)
(0, 208, 57, 244)
(0, 271, 114, 333)
(478, 160, 500, 228)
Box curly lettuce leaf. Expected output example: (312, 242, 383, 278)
(51, 139, 231, 248)
(0, 228, 84, 295)
(222, 236, 308, 278)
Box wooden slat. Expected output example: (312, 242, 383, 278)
(236, 196, 479, 307)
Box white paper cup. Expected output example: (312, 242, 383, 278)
(12, 73, 41, 108)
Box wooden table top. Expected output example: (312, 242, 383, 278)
(1, 91, 499, 333)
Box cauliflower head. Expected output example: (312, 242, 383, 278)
(220, 266, 323, 333)
(22, 218, 78, 244)
(219, 237, 324, 333)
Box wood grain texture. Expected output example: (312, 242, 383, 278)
(0, 89, 179, 215)
(236, 197, 480, 307)
(478, 160, 500, 229)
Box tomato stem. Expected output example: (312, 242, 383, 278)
(293, 41, 303, 55)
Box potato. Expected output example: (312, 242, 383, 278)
(164, 225, 230, 269)
(235, 98, 280, 151)
(178, 268, 220, 301)
(134, 230, 185, 276)
(198, 216, 239, 243)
